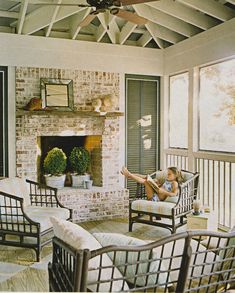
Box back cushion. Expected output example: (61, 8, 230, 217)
(0, 177, 30, 207)
(93, 232, 169, 287)
(181, 171, 194, 183)
(50, 217, 129, 292)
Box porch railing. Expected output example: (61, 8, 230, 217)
(164, 150, 235, 229)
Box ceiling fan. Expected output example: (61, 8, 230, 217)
(34, 0, 159, 27)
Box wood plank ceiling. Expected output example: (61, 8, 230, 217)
(0, 0, 234, 49)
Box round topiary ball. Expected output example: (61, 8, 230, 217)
(69, 147, 90, 175)
(43, 147, 67, 176)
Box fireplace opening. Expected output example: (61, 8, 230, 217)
(38, 135, 102, 186)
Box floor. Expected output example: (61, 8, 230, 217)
(0, 218, 184, 292)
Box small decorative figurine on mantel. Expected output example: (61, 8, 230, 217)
(24, 97, 42, 111)
(92, 98, 102, 112)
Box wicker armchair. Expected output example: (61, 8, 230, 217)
(48, 228, 235, 292)
(0, 177, 72, 261)
(129, 170, 199, 233)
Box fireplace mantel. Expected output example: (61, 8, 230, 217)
(16, 110, 124, 118)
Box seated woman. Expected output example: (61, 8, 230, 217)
(121, 166, 182, 201)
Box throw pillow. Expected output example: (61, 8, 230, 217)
(93, 232, 169, 288)
(50, 217, 129, 292)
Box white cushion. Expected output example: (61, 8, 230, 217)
(0, 177, 30, 207)
(165, 196, 178, 204)
(50, 217, 129, 292)
(1, 207, 70, 233)
(93, 233, 169, 287)
(131, 199, 175, 215)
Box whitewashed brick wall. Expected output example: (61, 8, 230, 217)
(15, 67, 129, 221)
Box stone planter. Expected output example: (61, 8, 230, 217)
(71, 174, 90, 188)
(45, 174, 66, 189)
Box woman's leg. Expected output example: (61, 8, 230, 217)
(121, 167, 146, 184)
(122, 167, 155, 200)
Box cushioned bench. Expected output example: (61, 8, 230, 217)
(48, 217, 235, 292)
(0, 177, 72, 261)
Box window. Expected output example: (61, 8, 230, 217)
(169, 73, 189, 148)
(199, 59, 235, 153)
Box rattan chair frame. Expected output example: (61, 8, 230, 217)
(129, 170, 200, 233)
(48, 230, 235, 292)
(0, 179, 72, 261)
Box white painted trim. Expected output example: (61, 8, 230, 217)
(0, 33, 164, 75)
(164, 18, 235, 74)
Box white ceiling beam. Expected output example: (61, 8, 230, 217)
(97, 13, 120, 44)
(145, 22, 164, 49)
(133, 4, 201, 37)
(44, 29, 95, 41)
(70, 8, 92, 39)
(17, 0, 29, 34)
(96, 23, 106, 42)
(45, 0, 62, 37)
(146, 21, 185, 44)
(21, 0, 87, 34)
(119, 22, 137, 44)
(146, 0, 219, 30)
(0, 10, 18, 19)
(177, 0, 235, 21)
(137, 31, 152, 47)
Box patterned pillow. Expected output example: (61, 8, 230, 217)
(93, 232, 169, 288)
(50, 217, 129, 292)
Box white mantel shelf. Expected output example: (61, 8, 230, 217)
(16, 110, 124, 117)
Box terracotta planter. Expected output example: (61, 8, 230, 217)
(45, 174, 66, 189)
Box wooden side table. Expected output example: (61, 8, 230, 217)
(187, 211, 218, 239)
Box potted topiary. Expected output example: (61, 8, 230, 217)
(43, 147, 67, 188)
(69, 146, 91, 188)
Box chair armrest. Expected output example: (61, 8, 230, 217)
(26, 179, 72, 219)
(0, 191, 40, 230)
(49, 237, 83, 292)
(174, 172, 200, 215)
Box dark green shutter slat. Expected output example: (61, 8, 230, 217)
(0, 67, 8, 177)
(126, 75, 160, 197)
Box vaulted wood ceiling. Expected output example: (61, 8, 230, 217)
(0, 0, 234, 49)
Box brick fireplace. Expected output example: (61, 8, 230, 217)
(15, 67, 129, 221)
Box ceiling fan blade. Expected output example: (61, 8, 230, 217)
(120, 0, 159, 6)
(111, 8, 148, 25)
(79, 13, 96, 27)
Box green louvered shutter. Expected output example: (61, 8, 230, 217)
(126, 75, 160, 197)
(0, 67, 8, 177)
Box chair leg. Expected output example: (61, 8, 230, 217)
(172, 218, 176, 234)
(129, 220, 133, 232)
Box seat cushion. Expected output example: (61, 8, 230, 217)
(93, 232, 169, 288)
(131, 199, 175, 216)
(1, 206, 70, 234)
(25, 206, 70, 232)
(50, 217, 129, 292)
